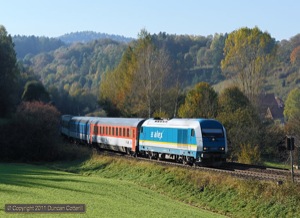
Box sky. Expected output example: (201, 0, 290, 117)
(1, 0, 299, 41)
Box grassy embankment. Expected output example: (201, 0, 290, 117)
(0, 161, 224, 218)
(1, 152, 300, 217)
(53, 154, 300, 218)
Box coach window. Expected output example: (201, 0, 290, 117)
(123, 128, 125, 137)
(116, 128, 118, 136)
(112, 127, 115, 136)
(105, 127, 108, 135)
(119, 128, 122, 136)
(191, 129, 195, 137)
(127, 128, 129, 137)
(94, 126, 98, 134)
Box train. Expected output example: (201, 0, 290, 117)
(60, 115, 227, 165)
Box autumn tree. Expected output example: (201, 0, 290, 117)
(178, 82, 218, 118)
(0, 25, 19, 117)
(221, 27, 277, 105)
(134, 29, 171, 117)
(290, 46, 300, 66)
(100, 29, 174, 117)
(218, 86, 250, 113)
(284, 87, 300, 121)
(217, 86, 263, 162)
(100, 46, 137, 116)
(0, 102, 61, 161)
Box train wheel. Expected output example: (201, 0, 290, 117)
(158, 153, 165, 161)
(148, 151, 153, 159)
(131, 152, 137, 157)
(188, 157, 195, 166)
(125, 148, 131, 155)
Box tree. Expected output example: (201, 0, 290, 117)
(178, 82, 218, 118)
(284, 88, 300, 166)
(284, 88, 300, 145)
(100, 29, 174, 117)
(210, 33, 226, 68)
(221, 27, 277, 105)
(290, 46, 300, 66)
(218, 85, 250, 113)
(99, 46, 137, 116)
(1, 102, 61, 161)
(134, 29, 171, 117)
(22, 80, 50, 102)
(0, 25, 19, 117)
(284, 87, 300, 121)
(217, 86, 263, 162)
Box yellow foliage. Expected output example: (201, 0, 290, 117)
(237, 144, 261, 164)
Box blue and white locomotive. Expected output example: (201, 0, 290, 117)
(61, 116, 227, 165)
(139, 118, 227, 165)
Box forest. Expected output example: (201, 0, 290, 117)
(12, 29, 300, 116)
(1, 25, 300, 164)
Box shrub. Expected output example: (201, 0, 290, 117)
(237, 144, 261, 164)
(2, 101, 61, 161)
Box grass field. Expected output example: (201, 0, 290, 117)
(2, 154, 300, 218)
(53, 154, 300, 218)
(0, 162, 225, 218)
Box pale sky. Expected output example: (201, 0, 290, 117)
(1, 0, 299, 40)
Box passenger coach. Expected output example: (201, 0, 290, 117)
(60, 115, 73, 137)
(89, 118, 146, 155)
(67, 116, 90, 143)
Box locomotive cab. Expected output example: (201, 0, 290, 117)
(198, 119, 227, 164)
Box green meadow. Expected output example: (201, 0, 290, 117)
(0, 162, 224, 218)
(1, 153, 300, 218)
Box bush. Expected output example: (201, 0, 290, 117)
(0, 102, 62, 161)
(261, 122, 286, 161)
(237, 144, 261, 164)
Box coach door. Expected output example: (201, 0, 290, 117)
(86, 121, 90, 143)
(131, 128, 136, 152)
(188, 129, 195, 151)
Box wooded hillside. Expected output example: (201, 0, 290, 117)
(12, 30, 300, 116)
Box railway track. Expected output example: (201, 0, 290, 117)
(98, 149, 300, 183)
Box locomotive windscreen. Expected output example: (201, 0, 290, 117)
(201, 128, 224, 138)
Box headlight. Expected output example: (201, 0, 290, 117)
(203, 147, 208, 151)
(219, 147, 225, 151)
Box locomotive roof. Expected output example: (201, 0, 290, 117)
(142, 118, 223, 128)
